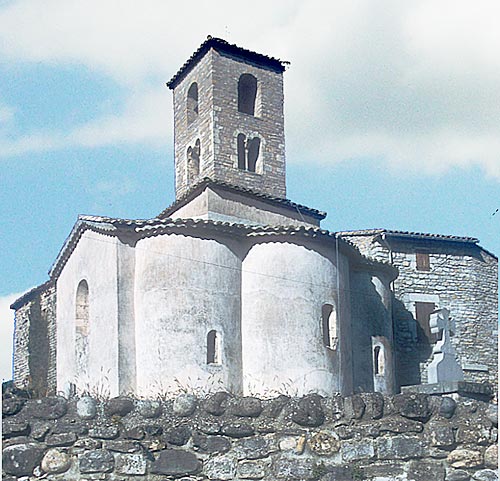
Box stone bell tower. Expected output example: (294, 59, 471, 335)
(167, 37, 287, 199)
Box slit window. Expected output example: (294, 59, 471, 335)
(238, 74, 258, 115)
(322, 303, 338, 349)
(187, 82, 199, 124)
(187, 138, 201, 183)
(207, 330, 221, 365)
(75, 280, 90, 373)
(374, 345, 384, 375)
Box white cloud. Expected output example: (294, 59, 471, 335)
(0, 0, 499, 179)
(0, 292, 24, 383)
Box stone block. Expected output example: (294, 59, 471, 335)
(30, 396, 68, 419)
(115, 453, 147, 475)
(221, 422, 255, 438)
(273, 457, 315, 479)
(230, 397, 263, 417)
(41, 448, 72, 474)
(378, 416, 424, 434)
(137, 399, 162, 418)
(407, 460, 445, 481)
(104, 440, 142, 453)
(393, 393, 431, 421)
(204, 391, 231, 416)
(428, 422, 455, 447)
(46, 432, 77, 447)
(192, 433, 231, 453)
(2, 397, 25, 416)
(2, 420, 30, 439)
(166, 425, 191, 446)
(290, 394, 325, 427)
(77, 396, 97, 419)
(89, 425, 120, 439)
(105, 396, 135, 417)
(2, 443, 46, 477)
(173, 394, 197, 416)
(446, 470, 471, 481)
(484, 444, 498, 468)
(233, 436, 275, 460)
(341, 439, 375, 462)
(150, 449, 201, 476)
(472, 470, 499, 481)
(344, 394, 366, 419)
(447, 449, 483, 468)
(308, 431, 340, 456)
(439, 396, 457, 419)
(204, 454, 236, 480)
(237, 459, 268, 479)
(262, 395, 289, 418)
(487, 404, 498, 427)
(79, 449, 114, 473)
(377, 435, 425, 460)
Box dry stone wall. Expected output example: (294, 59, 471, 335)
(3, 388, 498, 481)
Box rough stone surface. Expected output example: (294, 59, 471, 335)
(487, 404, 498, 427)
(439, 396, 457, 418)
(173, 394, 197, 416)
(308, 431, 340, 456)
(77, 396, 97, 419)
(150, 449, 201, 476)
(30, 397, 67, 419)
(114, 453, 147, 475)
(204, 391, 231, 416)
(393, 393, 431, 421)
(2, 443, 45, 476)
(484, 444, 498, 468)
(2, 392, 498, 481)
(105, 397, 134, 417)
(41, 448, 71, 474)
(137, 400, 162, 418)
(447, 470, 472, 481)
(472, 470, 499, 481)
(230, 396, 263, 417)
(448, 449, 484, 468)
(79, 449, 115, 473)
(344, 394, 366, 419)
(290, 394, 325, 427)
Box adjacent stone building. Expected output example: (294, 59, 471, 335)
(10, 37, 497, 399)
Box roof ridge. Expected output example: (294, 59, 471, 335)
(167, 36, 288, 89)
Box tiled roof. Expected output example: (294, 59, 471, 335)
(10, 280, 54, 310)
(46, 215, 395, 282)
(157, 177, 326, 220)
(338, 228, 479, 244)
(167, 36, 288, 89)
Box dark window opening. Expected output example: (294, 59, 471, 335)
(237, 134, 261, 172)
(322, 303, 337, 349)
(237, 133, 246, 170)
(238, 74, 257, 115)
(374, 345, 384, 375)
(187, 82, 199, 124)
(415, 301, 436, 342)
(207, 330, 221, 365)
(187, 139, 201, 183)
(416, 252, 430, 271)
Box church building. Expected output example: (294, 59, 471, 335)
(10, 38, 497, 399)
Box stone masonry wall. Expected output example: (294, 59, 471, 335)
(13, 285, 57, 396)
(341, 234, 498, 389)
(3, 389, 498, 481)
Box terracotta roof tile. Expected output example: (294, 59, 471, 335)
(167, 36, 288, 89)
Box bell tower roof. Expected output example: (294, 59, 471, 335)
(167, 36, 287, 90)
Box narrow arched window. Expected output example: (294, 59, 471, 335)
(187, 138, 201, 184)
(237, 133, 246, 170)
(247, 137, 260, 172)
(187, 82, 199, 124)
(374, 345, 385, 375)
(322, 303, 338, 349)
(238, 74, 257, 115)
(207, 330, 221, 365)
(75, 280, 89, 373)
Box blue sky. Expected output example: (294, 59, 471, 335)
(1, 0, 499, 381)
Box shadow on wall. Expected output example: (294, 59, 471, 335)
(392, 297, 433, 388)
